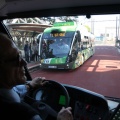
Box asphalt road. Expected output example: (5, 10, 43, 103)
(30, 41, 120, 98)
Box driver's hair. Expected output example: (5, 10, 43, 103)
(0, 33, 14, 58)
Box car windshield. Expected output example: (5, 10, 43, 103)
(3, 14, 120, 99)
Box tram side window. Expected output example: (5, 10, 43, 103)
(71, 36, 79, 60)
(75, 32, 81, 49)
(82, 36, 89, 49)
(73, 35, 79, 51)
(82, 42, 87, 49)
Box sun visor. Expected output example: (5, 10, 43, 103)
(0, 0, 6, 9)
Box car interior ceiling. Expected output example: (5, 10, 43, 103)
(0, 5, 120, 20)
(0, 0, 120, 19)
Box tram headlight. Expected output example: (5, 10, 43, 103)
(66, 55, 71, 63)
(39, 63, 41, 66)
(66, 57, 70, 63)
(66, 64, 69, 68)
(66, 64, 69, 66)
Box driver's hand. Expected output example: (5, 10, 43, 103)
(29, 77, 47, 88)
(57, 107, 73, 120)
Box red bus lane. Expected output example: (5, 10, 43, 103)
(30, 45, 120, 98)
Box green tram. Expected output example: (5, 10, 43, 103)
(38, 21, 95, 69)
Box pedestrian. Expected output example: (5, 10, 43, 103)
(29, 42, 33, 61)
(0, 32, 73, 120)
(32, 40, 38, 62)
(24, 41, 30, 63)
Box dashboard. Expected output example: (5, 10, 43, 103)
(25, 81, 120, 120)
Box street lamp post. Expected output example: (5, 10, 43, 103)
(115, 17, 118, 47)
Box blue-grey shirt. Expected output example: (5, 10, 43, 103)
(13, 85, 28, 101)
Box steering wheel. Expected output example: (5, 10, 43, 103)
(24, 79, 70, 120)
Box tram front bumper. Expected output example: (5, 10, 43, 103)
(39, 62, 73, 69)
